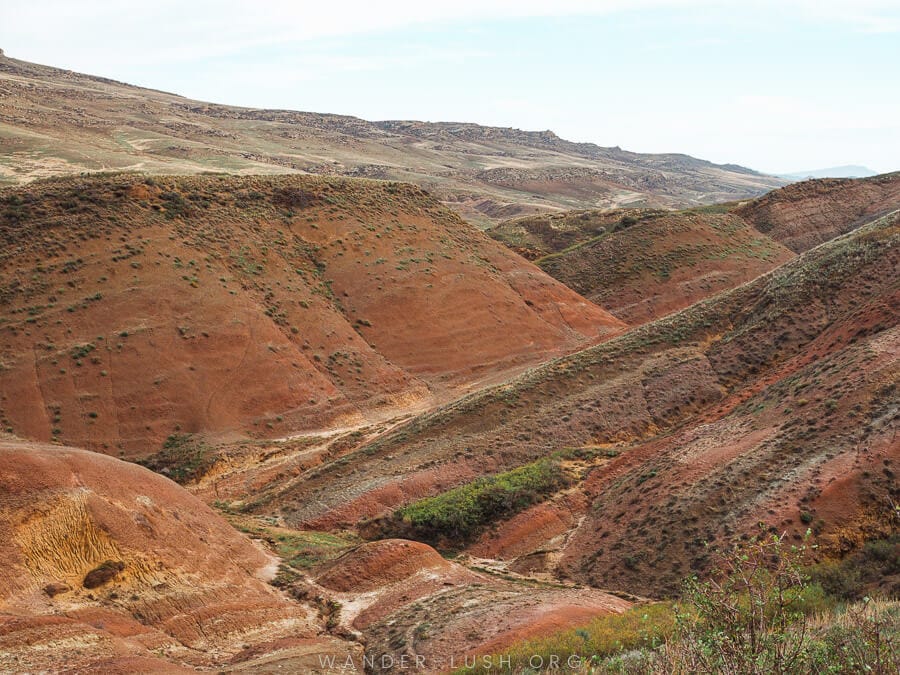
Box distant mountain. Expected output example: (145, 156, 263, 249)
(0, 51, 784, 227)
(780, 165, 878, 180)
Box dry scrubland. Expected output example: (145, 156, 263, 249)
(0, 50, 898, 674)
(0, 52, 783, 228)
(0, 169, 897, 674)
(0, 173, 622, 458)
(1, 169, 896, 673)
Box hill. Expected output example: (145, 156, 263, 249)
(493, 208, 795, 325)
(0, 52, 784, 227)
(735, 172, 900, 252)
(0, 173, 623, 458)
(0, 438, 634, 672)
(224, 209, 898, 597)
(0, 439, 361, 673)
(488, 174, 900, 326)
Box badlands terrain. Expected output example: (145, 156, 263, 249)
(0, 51, 784, 228)
(0, 52, 898, 674)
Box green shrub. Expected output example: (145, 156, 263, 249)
(136, 433, 214, 484)
(381, 457, 569, 544)
(459, 535, 898, 674)
(811, 535, 900, 600)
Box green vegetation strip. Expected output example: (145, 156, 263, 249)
(457, 535, 899, 673)
(385, 457, 569, 543)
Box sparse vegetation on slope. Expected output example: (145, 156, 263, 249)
(465, 535, 899, 674)
(535, 210, 795, 324)
(0, 52, 783, 225)
(0, 173, 622, 457)
(491, 175, 899, 328)
(264, 210, 898, 599)
(735, 172, 900, 252)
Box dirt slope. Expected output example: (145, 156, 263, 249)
(490, 174, 900, 326)
(307, 538, 630, 672)
(0, 52, 783, 226)
(535, 210, 795, 324)
(735, 172, 900, 252)
(240, 210, 898, 597)
(0, 439, 361, 673)
(0, 173, 623, 458)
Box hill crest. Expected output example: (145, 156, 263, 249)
(0, 52, 784, 226)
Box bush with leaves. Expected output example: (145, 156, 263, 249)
(665, 532, 822, 673)
(457, 533, 898, 674)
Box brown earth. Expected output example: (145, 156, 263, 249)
(0, 439, 362, 673)
(243, 209, 898, 598)
(735, 172, 900, 252)
(0, 173, 623, 458)
(490, 174, 900, 327)
(0, 52, 784, 227)
(534, 210, 795, 325)
(309, 540, 630, 672)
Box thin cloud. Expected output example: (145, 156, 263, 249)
(3, 1, 898, 68)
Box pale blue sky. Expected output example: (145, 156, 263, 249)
(3, 1, 898, 174)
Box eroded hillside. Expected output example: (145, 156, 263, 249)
(736, 172, 900, 252)
(0, 439, 361, 673)
(530, 210, 794, 325)
(0, 52, 784, 226)
(0, 439, 634, 673)
(489, 174, 900, 326)
(0, 174, 623, 457)
(223, 210, 898, 597)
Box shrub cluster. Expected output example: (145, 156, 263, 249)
(461, 535, 899, 674)
(378, 457, 569, 544)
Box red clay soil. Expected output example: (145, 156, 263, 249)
(0, 174, 624, 458)
(558, 303, 899, 595)
(468, 493, 588, 560)
(0, 439, 361, 672)
(470, 604, 613, 656)
(297, 537, 632, 670)
(316, 539, 461, 593)
(298, 457, 485, 530)
(735, 172, 900, 252)
(313, 539, 485, 632)
(537, 211, 795, 325)
(263, 211, 897, 600)
(360, 582, 631, 673)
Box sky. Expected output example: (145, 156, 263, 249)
(2, 0, 899, 174)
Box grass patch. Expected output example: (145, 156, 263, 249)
(136, 433, 214, 484)
(273, 530, 358, 570)
(374, 457, 569, 544)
